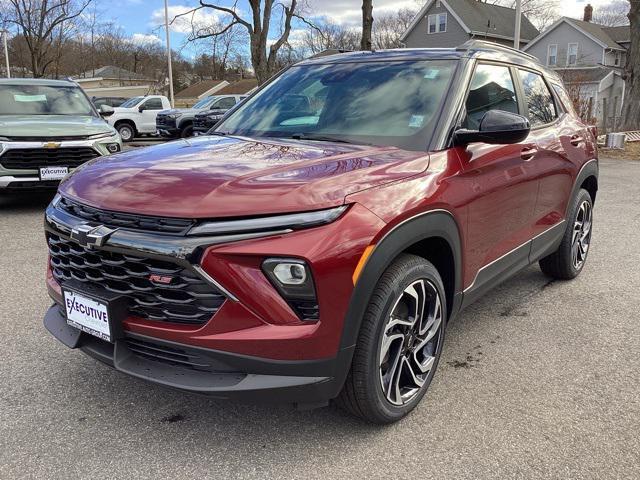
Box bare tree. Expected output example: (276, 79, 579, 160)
(374, 8, 416, 49)
(176, 0, 305, 84)
(592, 1, 630, 27)
(494, 0, 560, 31)
(1, 0, 93, 77)
(301, 18, 360, 54)
(621, 0, 639, 130)
(361, 0, 373, 50)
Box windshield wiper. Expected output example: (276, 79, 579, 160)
(289, 133, 355, 144)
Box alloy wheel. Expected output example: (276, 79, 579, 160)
(571, 200, 592, 270)
(379, 279, 443, 406)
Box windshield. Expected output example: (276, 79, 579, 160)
(119, 96, 144, 108)
(0, 84, 95, 116)
(193, 97, 214, 109)
(216, 60, 456, 151)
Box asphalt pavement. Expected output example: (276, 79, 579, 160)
(0, 158, 639, 479)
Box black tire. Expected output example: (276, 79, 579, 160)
(539, 188, 593, 279)
(116, 123, 135, 142)
(336, 254, 446, 424)
(180, 124, 194, 138)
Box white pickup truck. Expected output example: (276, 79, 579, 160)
(106, 95, 171, 142)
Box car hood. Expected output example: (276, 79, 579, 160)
(160, 108, 204, 116)
(0, 115, 114, 138)
(60, 135, 430, 218)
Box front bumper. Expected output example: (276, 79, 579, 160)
(157, 128, 181, 138)
(44, 304, 350, 403)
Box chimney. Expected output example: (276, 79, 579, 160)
(583, 4, 593, 22)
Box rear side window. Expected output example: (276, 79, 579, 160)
(212, 97, 236, 109)
(551, 83, 577, 117)
(143, 98, 163, 110)
(463, 64, 518, 129)
(519, 70, 557, 127)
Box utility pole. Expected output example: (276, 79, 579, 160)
(1, 29, 10, 78)
(163, 0, 175, 108)
(513, 0, 522, 50)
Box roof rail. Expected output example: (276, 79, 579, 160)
(456, 39, 539, 61)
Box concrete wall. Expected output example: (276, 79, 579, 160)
(526, 21, 604, 67)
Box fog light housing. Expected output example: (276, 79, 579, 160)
(262, 258, 319, 321)
(106, 143, 121, 153)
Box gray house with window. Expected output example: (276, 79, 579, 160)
(400, 0, 539, 49)
(523, 5, 630, 130)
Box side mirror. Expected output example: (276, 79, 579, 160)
(138, 105, 145, 112)
(454, 110, 530, 145)
(99, 105, 115, 117)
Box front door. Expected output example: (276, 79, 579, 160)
(455, 63, 540, 296)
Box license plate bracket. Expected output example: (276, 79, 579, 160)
(39, 166, 69, 181)
(62, 280, 128, 343)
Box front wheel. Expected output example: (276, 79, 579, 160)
(337, 254, 446, 424)
(180, 124, 193, 138)
(116, 123, 135, 142)
(539, 188, 593, 279)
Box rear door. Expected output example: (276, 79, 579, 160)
(515, 69, 575, 253)
(455, 62, 540, 295)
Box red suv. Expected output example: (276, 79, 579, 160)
(44, 41, 597, 424)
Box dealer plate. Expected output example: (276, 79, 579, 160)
(63, 289, 112, 342)
(40, 166, 68, 181)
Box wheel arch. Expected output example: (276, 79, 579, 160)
(114, 119, 137, 132)
(339, 210, 463, 352)
(571, 159, 598, 208)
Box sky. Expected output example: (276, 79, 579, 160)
(110, 0, 625, 58)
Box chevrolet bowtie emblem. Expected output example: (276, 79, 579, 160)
(42, 142, 61, 149)
(70, 224, 117, 249)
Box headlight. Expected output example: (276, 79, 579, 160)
(187, 205, 347, 236)
(167, 113, 182, 119)
(87, 132, 116, 140)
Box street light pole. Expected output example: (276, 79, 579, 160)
(513, 0, 522, 50)
(1, 30, 10, 79)
(164, 0, 175, 108)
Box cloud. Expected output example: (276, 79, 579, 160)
(131, 33, 162, 45)
(306, 0, 418, 25)
(150, 4, 223, 34)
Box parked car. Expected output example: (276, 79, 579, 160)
(191, 95, 247, 135)
(106, 95, 171, 141)
(43, 41, 598, 424)
(91, 96, 129, 108)
(0, 78, 121, 191)
(156, 95, 247, 138)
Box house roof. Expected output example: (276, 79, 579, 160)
(401, 0, 539, 43)
(602, 25, 631, 44)
(525, 18, 629, 52)
(215, 79, 258, 95)
(175, 80, 227, 98)
(74, 65, 151, 80)
(557, 66, 614, 84)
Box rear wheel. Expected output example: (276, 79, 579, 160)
(337, 254, 446, 424)
(539, 188, 593, 279)
(116, 123, 135, 142)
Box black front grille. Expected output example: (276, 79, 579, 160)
(48, 233, 226, 325)
(5, 180, 59, 190)
(193, 116, 211, 129)
(0, 147, 100, 170)
(156, 115, 177, 129)
(58, 196, 195, 235)
(3, 135, 90, 141)
(126, 338, 212, 370)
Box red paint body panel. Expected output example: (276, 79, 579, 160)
(60, 136, 429, 218)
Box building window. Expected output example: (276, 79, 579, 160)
(547, 44, 558, 66)
(427, 13, 447, 34)
(436, 0, 441, 7)
(567, 43, 578, 66)
(614, 52, 620, 66)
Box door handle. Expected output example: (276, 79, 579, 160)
(570, 135, 583, 146)
(520, 146, 538, 161)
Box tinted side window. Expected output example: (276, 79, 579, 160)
(464, 64, 518, 129)
(143, 98, 163, 110)
(519, 70, 557, 126)
(551, 83, 577, 117)
(212, 97, 236, 109)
